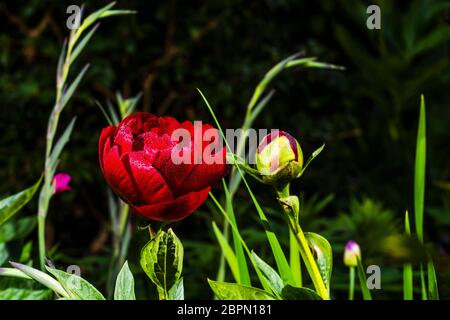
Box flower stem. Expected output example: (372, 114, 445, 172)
(277, 188, 329, 300)
(349, 266, 355, 300)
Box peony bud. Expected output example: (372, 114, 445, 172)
(52, 173, 72, 194)
(343, 240, 361, 267)
(256, 130, 303, 186)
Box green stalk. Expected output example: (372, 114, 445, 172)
(348, 266, 355, 300)
(289, 229, 302, 287)
(286, 215, 329, 300)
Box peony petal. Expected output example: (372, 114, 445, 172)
(99, 126, 116, 172)
(102, 145, 141, 204)
(114, 124, 133, 156)
(122, 151, 173, 205)
(132, 187, 210, 221)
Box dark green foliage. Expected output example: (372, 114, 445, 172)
(0, 0, 448, 299)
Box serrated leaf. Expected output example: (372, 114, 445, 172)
(114, 261, 135, 300)
(281, 285, 322, 300)
(140, 228, 183, 299)
(0, 178, 42, 226)
(251, 251, 284, 297)
(46, 266, 105, 300)
(305, 232, 332, 291)
(208, 279, 277, 300)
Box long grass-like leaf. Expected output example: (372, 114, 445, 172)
(403, 210, 413, 300)
(212, 221, 240, 283)
(414, 95, 426, 243)
(198, 89, 294, 286)
(356, 259, 372, 300)
(209, 193, 272, 293)
(222, 180, 251, 286)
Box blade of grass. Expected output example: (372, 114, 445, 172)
(222, 180, 251, 286)
(356, 258, 372, 300)
(427, 259, 439, 300)
(212, 221, 240, 283)
(414, 95, 426, 243)
(420, 265, 428, 300)
(414, 95, 427, 300)
(198, 89, 294, 286)
(209, 192, 272, 292)
(403, 210, 413, 300)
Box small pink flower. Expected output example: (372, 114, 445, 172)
(53, 173, 72, 194)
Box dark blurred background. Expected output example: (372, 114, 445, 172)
(0, 0, 449, 299)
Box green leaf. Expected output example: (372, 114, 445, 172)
(212, 221, 240, 282)
(403, 211, 413, 300)
(0, 275, 51, 300)
(281, 285, 322, 300)
(168, 277, 184, 300)
(222, 180, 251, 286)
(9, 262, 69, 298)
(414, 95, 426, 243)
(198, 89, 294, 287)
(0, 178, 42, 226)
(297, 144, 325, 178)
(305, 232, 332, 291)
(356, 258, 372, 300)
(0, 217, 36, 243)
(69, 24, 100, 66)
(58, 64, 89, 112)
(427, 259, 439, 300)
(251, 251, 284, 297)
(114, 261, 135, 300)
(0, 243, 9, 265)
(140, 228, 183, 300)
(207, 279, 277, 300)
(48, 117, 76, 172)
(46, 266, 105, 300)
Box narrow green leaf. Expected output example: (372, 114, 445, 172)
(0, 178, 42, 226)
(356, 259, 372, 300)
(114, 261, 136, 300)
(414, 95, 426, 243)
(222, 180, 251, 286)
(46, 266, 105, 300)
(304, 232, 332, 292)
(69, 23, 100, 66)
(251, 251, 284, 297)
(0, 268, 32, 280)
(281, 285, 322, 300)
(420, 265, 428, 300)
(209, 192, 273, 293)
(212, 221, 240, 282)
(58, 64, 89, 112)
(140, 228, 183, 299)
(427, 260, 439, 300)
(198, 89, 294, 287)
(9, 262, 69, 298)
(403, 210, 413, 300)
(297, 144, 325, 178)
(48, 117, 76, 170)
(208, 279, 277, 300)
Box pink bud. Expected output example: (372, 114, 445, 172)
(53, 173, 72, 194)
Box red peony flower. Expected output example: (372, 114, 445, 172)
(98, 112, 228, 221)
